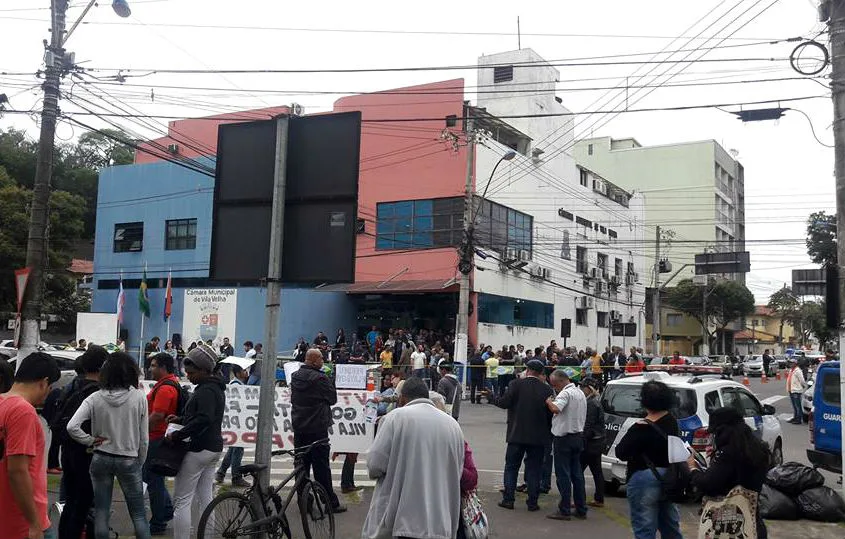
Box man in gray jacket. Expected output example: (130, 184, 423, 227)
(363, 377, 464, 539)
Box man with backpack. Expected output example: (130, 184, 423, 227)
(55, 345, 108, 539)
(145, 353, 187, 535)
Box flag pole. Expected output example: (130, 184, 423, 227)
(166, 268, 172, 340)
(139, 262, 146, 367)
(117, 269, 123, 343)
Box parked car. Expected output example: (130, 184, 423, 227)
(601, 370, 783, 494)
(802, 379, 814, 422)
(807, 361, 841, 474)
(774, 355, 789, 369)
(743, 356, 765, 376)
(687, 356, 711, 366)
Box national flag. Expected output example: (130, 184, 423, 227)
(116, 278, 126, 324)
(138, 271, 150, 318)
(163, 272, 172, 321)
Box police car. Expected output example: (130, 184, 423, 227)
(600, 370, 784, 493)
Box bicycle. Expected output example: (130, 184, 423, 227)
(197, 438, 335, 539)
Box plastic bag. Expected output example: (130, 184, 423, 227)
(764, 462, 825, 496)
(796, 486, 845, 522)
(758, 484, 799, 520)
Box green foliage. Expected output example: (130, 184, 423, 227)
(767, 286, 801, 344)
(798, 301, 835, 348)
(666, 278, 756, 335)
(806, 211, 836, 265)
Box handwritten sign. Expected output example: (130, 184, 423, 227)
(141, 381, 374, 453)
(334, 364, 368, 389)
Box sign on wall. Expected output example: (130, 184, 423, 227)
(182, 288, 238, 349)
(140, 381, 373, 453)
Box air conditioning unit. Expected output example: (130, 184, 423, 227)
(290, 102, 305, 116)
(167, 143, 179, 154)
(579, 296, 594, 309)
(590, 267, 600, 279)
(530, 265, 543, 277)
(610, 275, 621, 286)
(602, 270, 610, 281)
(518, 250, 531, 262)
(505, 247, 519, 261)
(610, 310, 623, 322)
(541, 267, 552, 279)
(595, 281, 605, 294)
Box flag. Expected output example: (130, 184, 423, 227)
(139, 271, 150, 318)
(163, 272, 172, 321)
(116, 278, 126, 324)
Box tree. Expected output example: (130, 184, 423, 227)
(665, 278, 756, 342)
(806, 211, 836, 265)
(767, 286, 801, 344)
(67, 129, 134, 169)
(797, 301, 835, 349)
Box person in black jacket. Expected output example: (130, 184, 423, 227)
(491, 359, 554, 511)
(468, 350, 486, 404)
(580, 378, 606, 508)
(166, 344, 226, 539)
(290, 348, 346, 513)
(688, 407, 770, 539)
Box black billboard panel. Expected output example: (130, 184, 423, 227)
(792, 268, 826, 296)
(694, 251, 750, 275)
(210, 204, 272, 282)
(215, 120, 277, 203)
(281, 202, 357, 283)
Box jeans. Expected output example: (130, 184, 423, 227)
(790, 392, 803, 422)
(217, 446, 245, 480)
(497, 374, 515, 396)
(626, 469, 682, 539)
(340, 453, 357, 489)
(485, 378, 498, 397)
(58, 444, 94, 539)
(294, 432, 340, 508)
(48, 430, 61, 469)
(581, 447, 605, 503)
(522, 437, 553, 491)
(173, 450, 221, 539)
(143, 439, 174, 533)
(90, 452, 150, 539)
(469, 377, 485, 404)
(553, 434, 587, 516)
(503, 443, 544, 507)
(413, 368, 428, 380)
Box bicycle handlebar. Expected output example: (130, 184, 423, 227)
(270, 437, 330, 457)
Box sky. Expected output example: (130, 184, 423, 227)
(0, 0, 836, 303)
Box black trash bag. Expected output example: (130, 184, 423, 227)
(796, 486, 845, 522)
(764, 461, 825, 496)
(759, 484, 800, 520)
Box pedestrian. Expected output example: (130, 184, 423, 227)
(290, 348, 346, 513)
(625, 354, 646, 375)
(498, 346, 516, 396)
(67, 351, 150, 539)
(411, 344, 428, 379)
(614, 380, 683, 539)
(786, 358, 808, 424)
(167, 344, 226, 539)
(379, 344, 394, 378)
(436, 362, 462, 420)
(468, 349, 486, 404)
(762, 349, 773, 377)
(579, 378, 606, 508)
(144, 337, 161, 377)
(216, 365, 251, 488)
(688, 407, 771, 539)
(492, 359, 555, 511)
(77, 339, 88, 352)
(483, 347, 499, 398)
(0, 352, 61, 539)
(366, 326, 379, 353)
(56, 346, 108, 539)
(545, 369, 588, 521)
(362, 377, 465, 539)
(336, 328, 347, 349)
(145, 353, 181, 535)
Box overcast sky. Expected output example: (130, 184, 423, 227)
(0, 0, 835, 303)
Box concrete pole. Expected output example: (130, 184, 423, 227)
(18, 0, 67, 362)
(255, 116, 289, 491)
(454, 120, 475, 384)
(652, 226, 661, 355)
(828, 0, 845, 499)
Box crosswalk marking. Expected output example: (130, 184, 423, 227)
(228, 448, 376, 488)
(761, 395, 786, 405)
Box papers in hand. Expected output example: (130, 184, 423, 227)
(165, 423, 189, 442)
(667, 435, 691, 464)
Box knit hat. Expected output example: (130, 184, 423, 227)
(185, 343, 217, 372)
(525, 359, 545, 373)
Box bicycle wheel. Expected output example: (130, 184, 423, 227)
(298, 481, 335, 539)
(198, 491, 259, 539)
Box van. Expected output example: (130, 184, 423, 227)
(807, 361, 842, 473)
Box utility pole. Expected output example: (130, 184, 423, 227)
(652, 226, 661, 356)
(255, 116, 289, 491)
(827, 0, 845, 501)
(454, 119, 475, 383)
(18, 0, 67, 361)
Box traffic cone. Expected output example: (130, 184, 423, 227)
(366, 370, 375, 391)
(761, 372, 768, 384)
(776, 369, 782, 381)
(742, 374, 750, 386)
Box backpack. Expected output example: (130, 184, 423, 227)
(150, 379, 191, 417)
(50, 380, 100, 444)
(642, 419, 692, 503)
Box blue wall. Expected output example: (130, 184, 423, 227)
(92, 161, 356, 354)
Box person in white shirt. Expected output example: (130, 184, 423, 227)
(411, 345, 428, 379)
(787, 358, 808, 424)
(545, 369, 588, 521)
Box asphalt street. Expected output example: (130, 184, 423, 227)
(47, 374, 845, 538)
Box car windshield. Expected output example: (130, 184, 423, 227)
(601, 384, 697, 419)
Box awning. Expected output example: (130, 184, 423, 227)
(315, 279, 459, 294)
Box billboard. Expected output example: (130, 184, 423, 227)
(694, 251, 751, 275)
(182, 288, 238, 349)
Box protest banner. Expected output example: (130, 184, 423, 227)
(334, 364, 368, 389)
(141, 381, 374, 453)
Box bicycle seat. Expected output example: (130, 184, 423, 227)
(239, 463, 268, 474)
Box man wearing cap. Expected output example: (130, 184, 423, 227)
(492, 359, 554, 511)
(290, 349, 346, 513)
(545, 369, 588, 521)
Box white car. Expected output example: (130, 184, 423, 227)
(600, 370, 784, 493)
(2, 341, 82, 389)
(802, 379, 814, 421)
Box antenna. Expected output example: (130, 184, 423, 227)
(517, 16, 521, 50)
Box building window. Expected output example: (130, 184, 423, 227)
(165, 218, 197, 250)
(559, 209, 574, 221)
(579, 169, 588, 187)
(608, 228, 618, 241)
(576, 308, 589, 326)
(478, 293, 553, 329)
(596, 253, 608, 272)
(376, 197, 463, 250)
(575, 216, 592, 229)
(667, 313, 684, 327)
(627, 261, 635, 276)
(113, 222, 143, 253)
(576, 246, 588, 274)
(474, 197, 533, 255)
(561, 230, 571, 260)
(588, 143, 593, 156)
(599, 225, 607, 234)
(615, 258, 623, 276)
(597, 311, 608, 328)
(493, 65, 514, 83)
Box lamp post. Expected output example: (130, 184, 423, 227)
(454, 147, 517, 383)
(17, 0, 130, 362)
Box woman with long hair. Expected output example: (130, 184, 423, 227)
(688, 407, 771, 538)
(67, 352, 150, 539)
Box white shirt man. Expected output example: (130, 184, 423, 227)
(411, 349, 427, 371)
(548, 377, 587, 437)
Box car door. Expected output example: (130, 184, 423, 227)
(722, 387, 769, 440)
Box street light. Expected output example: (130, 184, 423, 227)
(478, 150, 517, 202)
(112, 0, 132, 17)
